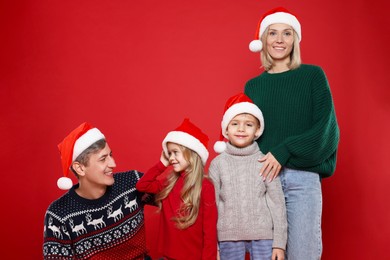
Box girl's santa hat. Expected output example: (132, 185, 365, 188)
(162, 118, 209, 165)
(214, 93, 264, 153)
(57, 122, 105, 190)
(249, 6, 301, 52)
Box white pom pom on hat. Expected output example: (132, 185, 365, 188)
(57, 122, 105, 190)
(162, 118, 209, 165)
(57, 177, 73, 190)
(214, 93, 264, 153)
(249, 40, 263, 53)
(213, 141, 227, 154)
(249, 6, 301, 52)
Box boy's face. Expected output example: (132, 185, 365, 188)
(226, 113, 260, 148)
(79, 143, 116, 188)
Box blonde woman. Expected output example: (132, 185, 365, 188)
(245, 6, 340, 260)
(136, 118, 217, 259)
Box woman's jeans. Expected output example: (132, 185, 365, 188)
(219, 240, 273, 260)
(279, 168, 322, 260)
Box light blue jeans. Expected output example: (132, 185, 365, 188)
(219, 240, 273, 260)
(279, 168, 322, 260)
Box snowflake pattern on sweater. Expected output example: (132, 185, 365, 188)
(43, 170, 152, 259)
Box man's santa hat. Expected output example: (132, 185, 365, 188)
(57, 122, 105, 190)
(162, 118, 209, 165)
(214, 93, 264, 153)
(249, 6, 301, 52)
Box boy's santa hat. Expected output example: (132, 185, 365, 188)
(249, 6, 301, 52)
(57, 122, 105, 190)
(162, 118, 209, 165)
(214, 93, 264, 153)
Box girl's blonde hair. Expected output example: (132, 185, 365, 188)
(155, 144, 205, 229)
(260, 26, 301, 71)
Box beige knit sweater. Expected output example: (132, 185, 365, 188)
(209, 142, 287, 249)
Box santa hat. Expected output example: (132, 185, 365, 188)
(57, 122, 105, 190)
(214, 93, 264, 153)
(249, 6, 301, 52)
(162, 118, 209, 165)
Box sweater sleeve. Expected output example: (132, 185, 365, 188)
(136, 161, 167, 194)
(271, 67, 340, 173)
(201, 179, 218, 260)
(208, 160, 220, 207)
(43, 212, 74, 259)
(265, 177, 287, 250)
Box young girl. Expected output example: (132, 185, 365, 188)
(245, 6, 340, 260)
(136, 118, 217, 259)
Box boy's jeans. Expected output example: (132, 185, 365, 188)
(219, 240, 273, 260)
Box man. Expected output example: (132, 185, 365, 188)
(43, 122, 152, 259)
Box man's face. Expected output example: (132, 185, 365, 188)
(81, 143, 116, 188)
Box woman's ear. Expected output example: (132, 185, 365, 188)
(71, 161, 85, 177)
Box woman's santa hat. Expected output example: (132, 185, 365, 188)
(57, 122, 105, 190)
(162, 118, 209, 165)
(249, 6, 301, 52)
(214, 93, 264, 153)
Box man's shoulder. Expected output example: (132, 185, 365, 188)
(114, 170, 144, 183)
(45, 192, 73, 219)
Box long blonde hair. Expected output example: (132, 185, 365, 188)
(260, 26, 301, 71)
(155, 144, 204, 229)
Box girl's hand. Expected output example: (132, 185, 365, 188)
(259, 152, 281, 182)
(160, 151, 169, 167)
(272, 248, 285, 260)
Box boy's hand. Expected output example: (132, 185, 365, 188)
(272, 248, 285, 260)
(160, 151, 169, 167)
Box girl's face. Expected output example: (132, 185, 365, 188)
(266, 23, 294, 63)
(167, 143, 190, 173)
(226, 113, 260, 148)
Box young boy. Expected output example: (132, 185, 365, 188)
(209, 93, 287, 260)
(43, 122, 152, 259)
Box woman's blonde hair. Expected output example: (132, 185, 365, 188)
(260, 26, 301, 71)
(155, 144, 205, 229)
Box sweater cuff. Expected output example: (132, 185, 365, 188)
(270, 144, 290, 166)
(156, 160, 168, 171)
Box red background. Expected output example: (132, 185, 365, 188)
(1, 1, 389, 259)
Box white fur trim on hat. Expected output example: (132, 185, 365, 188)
(72, 128, 105, 161)
(162, 131, 209, 165)
(259, 12, 301, 42)
(221, 102, 265, 139)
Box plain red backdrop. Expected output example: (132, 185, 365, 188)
(1, 0, 389, 259)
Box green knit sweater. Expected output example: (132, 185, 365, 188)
(244, 64, 340, 178)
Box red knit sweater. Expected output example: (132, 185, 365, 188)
(137, 161, 218, 260)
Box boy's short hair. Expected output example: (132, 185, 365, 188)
(70, 138, 107, 175)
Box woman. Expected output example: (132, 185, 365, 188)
(244, 7, 340, 260)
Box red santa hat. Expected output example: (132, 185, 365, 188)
(57, 122, 105, 190)
(249, 6, 301, 52)
(214, 93, 264, 153)
(162, 118, 209, 165)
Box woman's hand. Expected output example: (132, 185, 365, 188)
(259, 152, 281, 182)
(160, 151, 169, 167)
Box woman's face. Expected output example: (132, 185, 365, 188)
(266, 23, 294, 63)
